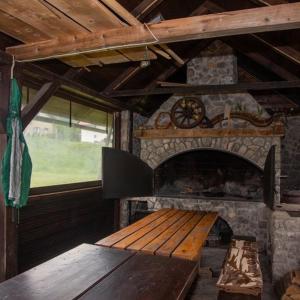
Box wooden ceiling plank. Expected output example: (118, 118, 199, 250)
(7, 3, 300, 62)
(120, 47, 157, 61)
(0, 9, 50, 42)
(0, 0, 88, 37)
(45, 0, 124, 31)
(99, 0, 140, 26)
(44, 0, 152, 65)
(0, 7, 92, 67)
(85, 50, 129, 65)
(0, 0, 98, 67)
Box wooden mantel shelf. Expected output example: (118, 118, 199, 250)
(134, 125, 284, 139)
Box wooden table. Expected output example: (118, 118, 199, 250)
(97, 209, 218, 261)
(0, 244, 198, 300)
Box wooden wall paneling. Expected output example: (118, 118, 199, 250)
(18, 187, 115, 272)
(0, 64, 18, 281)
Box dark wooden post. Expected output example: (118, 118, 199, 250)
(113, 112, 121, 231)
(0, 64, 18, 281)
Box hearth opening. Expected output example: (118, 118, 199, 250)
(206, 217, 233, 247)
(154, 150, 263, 201)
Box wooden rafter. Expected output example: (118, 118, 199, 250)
(131, 0, 165, 20)
(206, 0, 300, 65)
(7, 3, 300, 62)
(103, 0, 168, 94)
(251, 34, 300, 65)
(100, 0, 183, 64)
(225, 36, 299, 81)
(237, 66, 297, 109)
(103, 65, 142, 94)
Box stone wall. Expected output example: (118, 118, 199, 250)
(281, 116, 300, 191)
(269, 211, 300, 281)
(120, 110, 130, 152)
(132, 112, 148, 157)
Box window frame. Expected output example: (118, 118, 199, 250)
(25, 96, 120, 195)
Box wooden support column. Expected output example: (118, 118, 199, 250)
(0, 64, 18, 282)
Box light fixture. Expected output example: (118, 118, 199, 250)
(140, 46, 151, 68)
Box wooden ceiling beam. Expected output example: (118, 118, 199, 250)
(108, 80, 300, 97)
(8, 3, 300, 62)
(18, 63, 129, 110)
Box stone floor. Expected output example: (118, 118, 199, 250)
(187, 247, 278, 300)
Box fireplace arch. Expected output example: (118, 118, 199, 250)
(154, 149, 264, 201)
(141, 136, 278, 170)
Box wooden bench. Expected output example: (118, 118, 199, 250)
(0, 243, 198, 300)
(216, 239, 263, 300)
(96, 208, 218, 262)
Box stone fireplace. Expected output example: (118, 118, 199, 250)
(118, 42, 300, 281)
(154, 149, 263, 200)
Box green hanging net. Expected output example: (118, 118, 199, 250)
(1, 78, 32, 208)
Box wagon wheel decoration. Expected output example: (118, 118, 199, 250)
(171, 97, 205, 129)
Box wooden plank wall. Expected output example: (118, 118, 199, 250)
(18, 187, 114, 272)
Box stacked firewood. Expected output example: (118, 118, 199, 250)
(216, 239, 263, 297)
(276, 270, 300, 300)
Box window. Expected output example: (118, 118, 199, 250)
(23, 87, 114, 188)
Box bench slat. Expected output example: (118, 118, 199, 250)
(127, 210, 187, 251)
(216, 239, 263, 297)
(96, 208, 171, 247)
(141, 211, 196, 255)
(156, 213, 205, 258)
(113, 209, 178, 249)
(172, 212, 218, 261)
